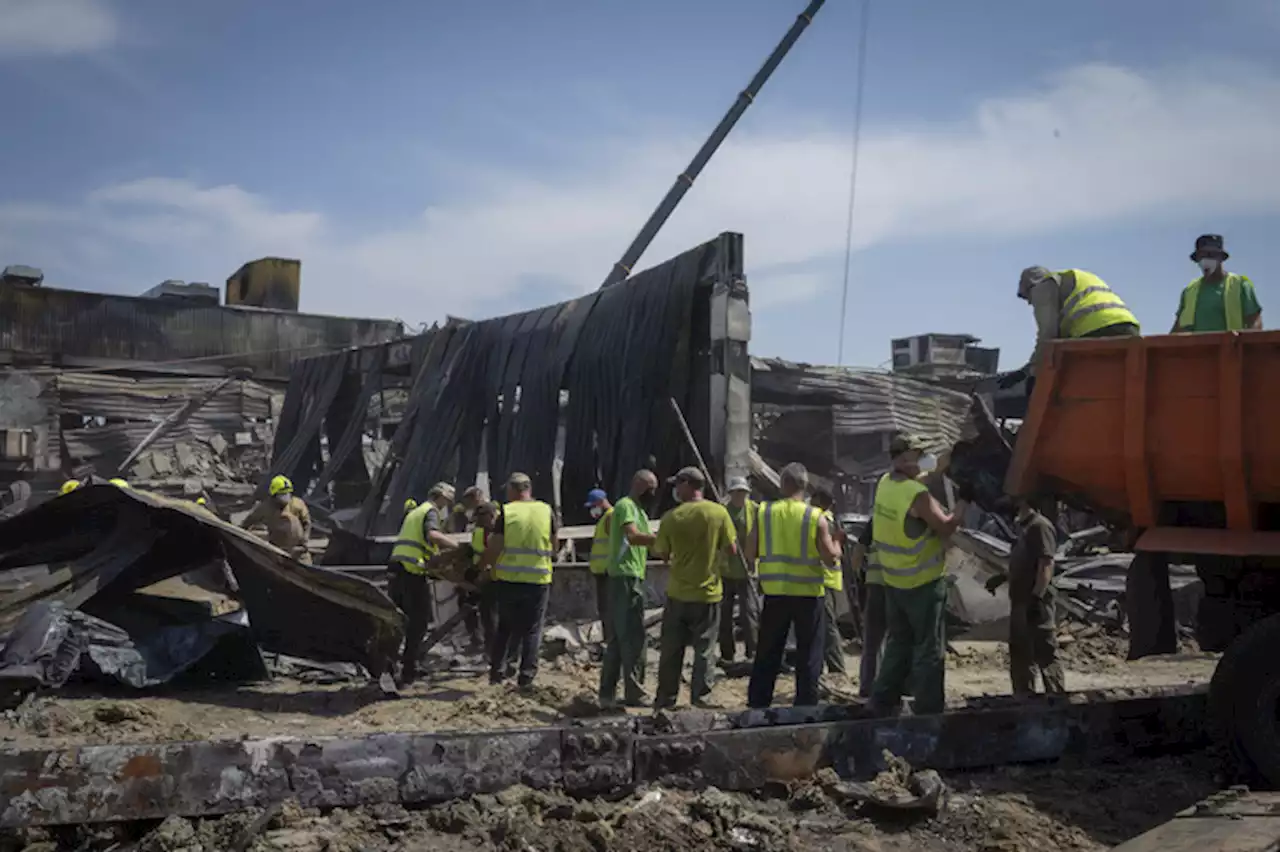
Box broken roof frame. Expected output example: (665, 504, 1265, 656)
(271, 233, 752, 535)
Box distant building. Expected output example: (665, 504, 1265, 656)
(891, 333, 1000, 379)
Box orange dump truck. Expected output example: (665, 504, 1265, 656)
(1006, 329, 1280, 782)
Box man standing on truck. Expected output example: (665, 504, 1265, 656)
(1171, 235, 1263, 333)
(652, 467, 738, 709)
(599, 469, 659, 709)
(869, 436, 969, 716)
(985, 498, 1066, 696)
(998, 267, 1140, 395)
(718, 477, 760, 665)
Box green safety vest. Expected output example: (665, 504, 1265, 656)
(756, 498, 825, 598)
(588, 508, 613, 575)
(1179, 274, 1246, 331)
(391, 503, 437, 575)
(872, 474, 946, 590)
(1056, 269, 1139, 338)
(470, 526, 486, 566)
(821, 510, 843, 592)
(495, 500, 555, 585)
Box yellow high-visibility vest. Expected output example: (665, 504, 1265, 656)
(1056, 269, 1139, 338)
(1179, 274, 1246, 331)
(821, 510, 843, 592)
(471, 526, 486, 566)
(872, 474, 945, 590)
(588, 508, 613, 575)
(864, 548, 884, 586)
(756, 498, 825, 598)
(495, 500, 554, 585)
(391, 503, 434, 575)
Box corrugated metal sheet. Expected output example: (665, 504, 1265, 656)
(752, 357, 970, 443)
(46, 372, 278, 469)
(0, 285, 404, 381)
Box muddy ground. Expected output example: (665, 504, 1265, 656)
(2, 751, 1222, 851)
(0, 628, 1218, 748)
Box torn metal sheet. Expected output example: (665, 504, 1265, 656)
(0, 684, 1209, 827)
(0, 484, 401, 689)
(272, 233, 748, 534)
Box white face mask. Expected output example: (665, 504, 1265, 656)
(917, 453, 938, 473)
(589, 506, 603, 519)
(1199, 258, 1221, 274)
(671, 486, 683, 504)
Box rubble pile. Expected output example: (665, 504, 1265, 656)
(129, 432, 273, 512)
(0, 752, 1220, 851)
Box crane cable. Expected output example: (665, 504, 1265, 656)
(836, 0, 873, 367)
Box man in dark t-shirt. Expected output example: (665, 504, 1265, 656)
(987, 500, 1065, 695)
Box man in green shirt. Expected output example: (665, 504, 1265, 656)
(599, 469, 658, 709)
(652, 467, 738, 709)
(1172, 234, 1262, 333)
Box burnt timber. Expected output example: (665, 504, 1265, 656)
(0, 684, 1208, 827)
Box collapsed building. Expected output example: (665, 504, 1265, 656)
(0, 259, 404, 512)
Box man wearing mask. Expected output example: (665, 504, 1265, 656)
(985, 498, 1065, 696)
(481, 473, 558, 688)
(242, 475, 312, 563)
(652, 467, 737, 708)
(718, 477, 760, 665)
(585, 489, 615, 644)
(1172, 235, 1262, 333)
(998, 267, 1140, 395)
(746, 462, 843, 708)
(387, 482, 458, 684)
(599, 469, 659, 709)
(870, 436, 969, 716)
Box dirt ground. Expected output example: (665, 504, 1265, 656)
(2, 751, 1223, 851)
(0, 631, 1219, 749)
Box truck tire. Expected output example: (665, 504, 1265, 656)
(1212, 612, 1280, 785)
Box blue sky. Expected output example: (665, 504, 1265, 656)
(2, 0, 1279, 369)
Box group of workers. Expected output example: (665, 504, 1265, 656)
(1001, 233, 1262, 393)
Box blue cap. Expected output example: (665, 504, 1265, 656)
(584, 488, 607, 508)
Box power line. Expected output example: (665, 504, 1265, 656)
(836, 0, 873, 367)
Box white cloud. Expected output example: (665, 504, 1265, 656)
(3, 61, 1280, 327)
(0, 0, 118, 57)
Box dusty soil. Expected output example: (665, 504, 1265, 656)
(1, 752, 1222, 851)
(0, 634, 1219, 749)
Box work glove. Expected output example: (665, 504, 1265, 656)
(996, 368, 1028, 390)
(984, 574, 1007, 596)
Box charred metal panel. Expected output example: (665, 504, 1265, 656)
(0, 285, 401, 382)
(272, 234, 748, 531)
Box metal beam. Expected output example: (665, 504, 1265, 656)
(0, 685, 1208, 828)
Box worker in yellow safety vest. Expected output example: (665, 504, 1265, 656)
(478, 472, 559, 688)
(810, 489, 849, 688)
(745, 462, 842, 708)
(462, 500, 499, 650)
(999, 266, 1141, 395)
(718, 477, 760, 664)
(387, 481, 457, 685)
(59, 479, 81, 496)
(585, 488, 615, 644)
(868, 435, 970, 716)
(1172, 235, 1263, 333)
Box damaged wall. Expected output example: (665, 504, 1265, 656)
(272, 233, 751, 534)
(0, 284, 404, 382)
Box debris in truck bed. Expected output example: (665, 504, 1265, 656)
(0, 752, 1221, 851)
(0, 484, 400, 697)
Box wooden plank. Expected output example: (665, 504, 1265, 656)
(1111, 791, 1280, 851)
